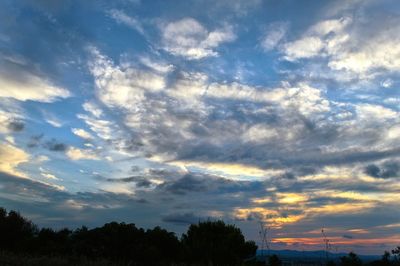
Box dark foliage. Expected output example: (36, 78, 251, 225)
(327, 260, 336, 266)
(340, 252, 363, 266)
(0, 207, 257, 265)
(0, 208, 38, 252)
(268, 254, 282, 266)
(367, 249, 400, 266)
(181, 220, 257, 265)
(391, 247, 400, 266)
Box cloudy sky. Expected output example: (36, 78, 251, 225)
(1, 0, 399, 255)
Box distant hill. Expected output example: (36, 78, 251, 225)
(257, 249, 380, 262)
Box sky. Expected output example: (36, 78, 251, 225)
(0, 0, 399, 255)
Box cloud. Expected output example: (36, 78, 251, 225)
(159, 174, 209, 195)
(88, 46, 166, 108)
(212, 0, 262, 17)
(41, 172, 60, 181)
(161, 18, 236, 59)
(0, 55, 70, 102)
(162, 212, 203, 225)
(66, 147, 100, 161)
(328, 23, 400, 74)
(282, 17, 351, 61)
(25, 134, 42, 149)
(77, 114, 115, 141)
(284, 37, 324, 60)
(205, 82, 330, 116)
(42, 111, 63, 128)
(261, 22, 288, 51)
(7, 120, 24, 132)
(0, 142, 29, 177)
(0, 100, 25, 133)
(139, 56, 174, 74)
(108, 9, 143, 34)
(280, 12, 400, 81)
(106, 176, 154, 188)
(86, 48, 400, 175)
(44, 139, 68, 152)
(82, 102, 103, 118)
(381, 79, 393, 88)
(355, 104, 397, 121)
(364, 161, 400, 179)
(71, 128, 94, 140)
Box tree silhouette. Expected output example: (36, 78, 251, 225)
(392, 246, 400, 266)
(182, 220, 257, 265)
(36, 227, 72, 255)
(144, 226, 182, 265)
(340, 252, 362, 266)
(0, 208, 37, 252)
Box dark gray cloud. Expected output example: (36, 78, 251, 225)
(162, 212, 204, 225)
(106, 176, 153, 188)
(159, 174, 209, 195)
(44, 139, 68, 152)
(7, 120, 24, 132)
(0, 172, 152, 229)
(364, 161, 400, 179)
(27, 134, 44, 148)
(153, 171, 268, 198)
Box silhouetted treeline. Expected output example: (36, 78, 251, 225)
(0, 207, 257, 265)
(264, 251, 400, 266)
(324, 251, 400, 266)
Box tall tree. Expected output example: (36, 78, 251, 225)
(182, 220, 257, 265)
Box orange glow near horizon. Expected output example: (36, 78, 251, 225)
(272, 235, 400, 247)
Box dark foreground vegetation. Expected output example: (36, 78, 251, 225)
(0, 207, 257, 265)
(339, 251, 400, 266)
(1, 207, 399, 266)
(262, 250, 400, 266)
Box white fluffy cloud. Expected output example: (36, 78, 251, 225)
(161, 18, 236, 59)
(329, 34, 400, 74)
(0, 142, 29, 177)
(206, 82, 330, 116)
(89, 47, 166, 109)
(71, 128, 94, 140)
(283, 36, 324, 60)
(77, 114, 114, 140)
(282, 17, 351, 61)
(167, 72, 209, 103)
(356, 104, 397, 121)
(281, 14, 400, 79)
(66, 147, 99, 161)
(82, 101, 103, 118)
(0, 64, 70, 102)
